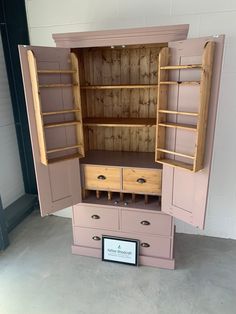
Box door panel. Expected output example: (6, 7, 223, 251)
(18, 45, 81, 216)
(161, 35, 225, 228)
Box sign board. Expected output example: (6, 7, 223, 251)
(102, 236, 139, 266)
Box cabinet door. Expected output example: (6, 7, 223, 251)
(19, 45, 82, 216)
(161, 35, 225, 229)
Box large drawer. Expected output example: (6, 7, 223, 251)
(121, 210, 172, 236)
(73, 227, 172, 259)
(73, 204, 119, 230)
(123, 168, 162, 195)
(83, 165, 121, 190)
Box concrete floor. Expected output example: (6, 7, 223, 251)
(0, 211, 236, 314)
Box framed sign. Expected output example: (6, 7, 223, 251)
(102, 236, 139, 266)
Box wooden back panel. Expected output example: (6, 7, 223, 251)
(74, 45, 165, 152)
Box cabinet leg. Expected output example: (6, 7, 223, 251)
(132, 193, 136, 202)
(145, 195, 148, 204)
(120, 192, 124, 202)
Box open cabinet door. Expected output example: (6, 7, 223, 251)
(19, 45, 82, 216)
(160, 35, 225, 229)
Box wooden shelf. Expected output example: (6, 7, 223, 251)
(160, 64, 202, 70)
(158, 122, 197, 131)
(159, 81, 200, 85)
(80, 84, 158, 90)
(47, 144, 82, 154)
(156, 148, 195, 159)
(48, 153, 83, 164)
(42, 109, 80, 116)
(39, 83, 78, 88)
(157, 158, 193, 171)
(83, 118, 156, 127)
(158, 110, 199, 117)
(38, 70, 76, 74)
(44, 120, 80, 128)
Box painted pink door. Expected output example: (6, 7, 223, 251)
(18, 46, 81, 216)
(161, 35, 225, 229)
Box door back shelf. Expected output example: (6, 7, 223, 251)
(27, 51, 85, 165)
(155, 42, 215, 172)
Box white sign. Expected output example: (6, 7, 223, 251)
(102, 236, 139, 266)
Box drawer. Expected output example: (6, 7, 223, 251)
(138, 234, 171, 259)
(73, 227, 172, 259)
(123, 168, 162, 195)
(73, 227, 103, 249)
(73, 204, 119, 230)
(83, 165, 121, 190)
(121, 210, 172, 236)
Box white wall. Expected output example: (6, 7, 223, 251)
(0, 35, 25, 208)
(25, 0, 236, 239)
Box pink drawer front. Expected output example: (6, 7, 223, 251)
(121, 210, 172, 236)
(138, 234, 171, 259)
(73, 227, 172, 259)
(73, 204, 119, 230)
(73, 227, 103, 249)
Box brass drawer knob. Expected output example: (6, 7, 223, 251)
(137, 178, 146, 184)
(141, 242, 150, 248)
(92, 236, 101, 241)
(97, 175, 106, 180)
(140, 220, 150, 226)
(91, 214, 100, 219)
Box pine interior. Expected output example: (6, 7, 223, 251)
(73, 44, 166, 152)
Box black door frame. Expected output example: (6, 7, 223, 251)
(0, 0, 36, 194)
(0, 0, 37, 247)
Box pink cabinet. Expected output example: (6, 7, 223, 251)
(18, 25, 224, 269)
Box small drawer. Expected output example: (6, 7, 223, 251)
(73, 204, 119, 230)
(121, 210, 172, 236)
(73, 227, 172, 259)
(73, 227, 103, 249)
(83, 165, 121, 190)
(123, 168, 162, 195)
(138, 234, 171, 259)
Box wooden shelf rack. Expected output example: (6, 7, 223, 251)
(155, 42, 215, 172)
(27, 51, 85, 165)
